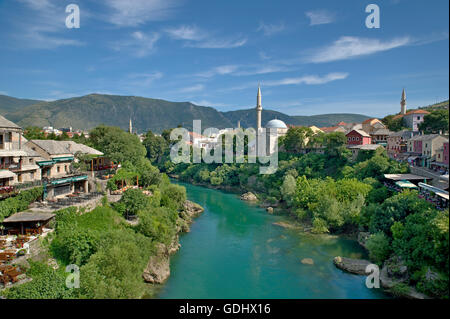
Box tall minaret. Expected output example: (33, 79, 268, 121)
(129, 117, 133, 134)
(400, 88, 407, 115)
(256, 84, 262, 130)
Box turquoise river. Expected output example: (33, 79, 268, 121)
(158, 182, 388, 299)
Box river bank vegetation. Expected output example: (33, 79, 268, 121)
(148, 128, 449, 298)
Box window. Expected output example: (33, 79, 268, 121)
(57, 166, 60, 173)
(0, 134, 3, 149)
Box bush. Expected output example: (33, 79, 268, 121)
(160, 184, 186, 211)
(389, 283, 410, 298)
(119, 189, 150, 218)
(366, 232, 391, 264)
(136, 207, 177, 244)
(311, 218, 329, 234)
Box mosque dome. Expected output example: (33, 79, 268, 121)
(266, 119, 288, 129)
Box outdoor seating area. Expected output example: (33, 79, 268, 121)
(110, 185, 137, 195)
(383, 177, 449, 210)
(418, 183, 449, 210)
(0, 234, 33, 286)
(39, 191, 103, 210)
(0, 264, 25, 287)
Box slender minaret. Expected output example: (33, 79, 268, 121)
(129, 117, 133, 134)
(400, 88, 407, 115)
(256, 84, 262, 130)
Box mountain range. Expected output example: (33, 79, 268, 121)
(0, 93, 372, 133)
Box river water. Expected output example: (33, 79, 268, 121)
(158, 182, 388, 299)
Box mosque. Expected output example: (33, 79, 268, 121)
(254, 85, 288, 154)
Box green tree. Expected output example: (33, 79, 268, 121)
(382, 114, 407, 132)
(282, 127, 313, 153)
(419, 109, 449, 134)
(280, 174, 296, 206)
(89, 125, 146, 164)
(119, 189, 150, 218)
(366, 232, 391, 264)
(24, 126, 46, 140)
(142, 130, 168, 163)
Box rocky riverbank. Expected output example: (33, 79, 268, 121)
(142, 200, 204, 285)
(333, 255, 431, 299)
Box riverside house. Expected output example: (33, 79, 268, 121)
(0, 116, 41, 192)
(25, 140, 103, 199)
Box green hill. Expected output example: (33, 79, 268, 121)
(0, 94, 42, 114)
(7, 94, 234, 133)
(3, 93, 372, 133)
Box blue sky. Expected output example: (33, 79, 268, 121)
(0, 0, 448, 117)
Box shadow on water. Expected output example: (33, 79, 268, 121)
(157, 181, 389, 299)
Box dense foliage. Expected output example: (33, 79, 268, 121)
(419, 109, 449, 134)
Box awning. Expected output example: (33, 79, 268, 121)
(37, 160, 54, 167)
(72, 175, 88, 182)
(50, 177, 73, 185)
(52, 156, 74, 162)
(395, 180, 418, 189)
(0, 170, 16, 179)
(408, 156, 418, 161)
(48, 175, 88, 186)
(384, 174, 432, 181)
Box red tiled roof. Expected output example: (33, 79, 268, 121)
(362, 118, 381, 125)
(405, 110, 430, 115)
(320, 126, 339, 132)
(337, 121, 347, 126)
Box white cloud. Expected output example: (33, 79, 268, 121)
(112, 31, 160, 57)
(196, 65, 239, 78)
(127, 72, 164, 86)
(234, 65, 292, 76)
(104, 0, 181, 27)
(186, 37, 247, 49)
(265, 72, 349, 86)
(257, 22, 285, 36)
(306, 36, 411, 63)
(165, 25, 207, 41)
(305, 10, 336, 26)
(196, 64, 292, 78)
(178, 84, 205, 93)
(165, 25, 247, 49)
